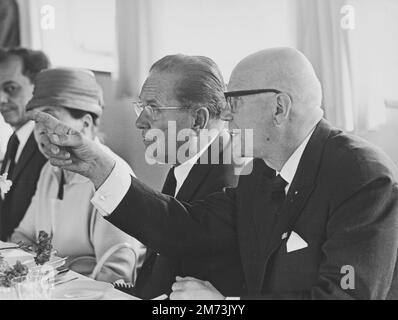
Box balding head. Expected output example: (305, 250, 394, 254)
(230, 47, 323, 117)
(225, 48, 324, 170)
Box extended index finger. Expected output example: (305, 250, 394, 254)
(26, 110, 59, 132)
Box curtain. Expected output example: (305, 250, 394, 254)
(0, 0, 20, 48)
(295, 0, 386, 132)
(113, 0, 154, 99)
(16, 0, 43, 49)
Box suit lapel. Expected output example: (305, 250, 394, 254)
(176, 135, 228, 202)
(254, 119, 334, 293)
(175, 162, 212, 201)
(11, 134, 37, 181)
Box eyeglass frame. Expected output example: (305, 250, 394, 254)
(133, 101, 189, 120)
(224, 89, 282, 113)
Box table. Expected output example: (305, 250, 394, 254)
(0, 242, 140, 300)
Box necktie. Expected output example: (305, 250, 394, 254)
(57, 170, 66, 200)
(0, 133, 20, 178)
(271, 174, 288, 204)
(161, 167, 177, 197)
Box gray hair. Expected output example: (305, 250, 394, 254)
(149, 54, 226, 118)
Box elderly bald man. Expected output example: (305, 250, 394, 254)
(28, 48, 398, 300)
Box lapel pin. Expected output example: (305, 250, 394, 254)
(281, 232, 289, 240)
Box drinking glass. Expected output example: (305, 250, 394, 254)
(12, 273, 53, 300)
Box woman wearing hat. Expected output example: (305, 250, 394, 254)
(11, 68, 146, 283)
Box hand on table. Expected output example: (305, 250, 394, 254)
(27, 111, 115, 189)
(170, 276, 225, 300)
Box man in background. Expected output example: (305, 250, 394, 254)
(0, 48, 50, 241)
(132, 54, 243, 298)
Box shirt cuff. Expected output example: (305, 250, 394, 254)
(91, 159, 133, 217)
(225, 297, 241, 300)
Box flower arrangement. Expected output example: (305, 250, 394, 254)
(0, 257, 29, 288)
(0, 231, 53, 288)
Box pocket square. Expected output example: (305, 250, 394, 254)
(286, 231, 308, 253)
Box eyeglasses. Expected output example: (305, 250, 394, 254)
(224, 89, 282, 113)
(133, 102, 186, 121)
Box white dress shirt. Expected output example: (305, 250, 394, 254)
(14, 120, 35, 163)
(173, 131, 219, 196)
(278, 127, 315, 194)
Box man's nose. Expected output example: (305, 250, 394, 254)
(220, 109, 234, 122)
(0, 91, 8, 104)
(135, 113, 151, 129)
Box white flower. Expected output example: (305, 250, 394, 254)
(0, 173, 12, 195)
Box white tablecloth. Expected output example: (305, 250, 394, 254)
(0, 242, 140, 300)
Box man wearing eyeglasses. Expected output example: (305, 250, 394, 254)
(29, 47, 398, 300)
(126, 55, 244, 298)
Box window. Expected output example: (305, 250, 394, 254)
(23, 0, 116, 72)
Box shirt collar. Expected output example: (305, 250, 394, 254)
(15, 121, 35, 162)
(15, 121, 35, 147)
(278, 127, 315, 187)
(174, 130, 220, 196)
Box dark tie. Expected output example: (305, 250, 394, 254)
(0, 133, 20, 178)
(271, 174, 288, 206)
(161, 167, 177, 196)
(262, 174, 288, 241)
(57, 170, 66, 200)
(260, 174, 288, 293)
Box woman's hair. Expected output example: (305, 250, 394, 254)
(64, 107, 104, 141)
(66, 107, 99, 126)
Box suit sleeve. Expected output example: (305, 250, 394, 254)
(243, 177, 398, 300)
(104, 176, 238, 260)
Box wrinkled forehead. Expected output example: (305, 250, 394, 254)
(140, 71, 181, 106)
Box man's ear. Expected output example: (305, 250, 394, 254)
(192, 107, 210, 132)
(274, 93, 292, 125)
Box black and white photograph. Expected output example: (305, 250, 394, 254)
(0, 0, 398, 306)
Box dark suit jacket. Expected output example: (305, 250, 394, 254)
(107, 120, 398, 299)
(0, 133, 47, 241)
(134, 141, 242, 299)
